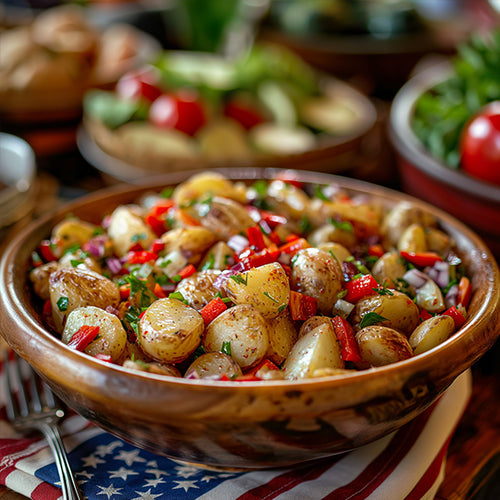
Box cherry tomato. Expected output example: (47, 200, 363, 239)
(149, 91, 206, 136)
(223, 100, 265, 129)
(116, 68, 162, 103)
(460, 101, 500, 185)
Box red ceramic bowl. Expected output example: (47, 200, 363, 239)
(388, 63, 500, 258)
(0, 169, 499, 470)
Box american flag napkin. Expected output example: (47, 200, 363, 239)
(0, 368, 471, 500)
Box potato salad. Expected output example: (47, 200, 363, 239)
(29, 173, 472, 381)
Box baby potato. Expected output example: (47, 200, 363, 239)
(175, 270, 223, 310)
(298, 315, 332, 338)
(52, 217, 99, 252)
(30, 262, 60, 301)
(58, 249, 102, 274)
(265, 310, 298, 365)
(224, 262, 290, 319)
(415, 279, 445, 313)
(62, 306, 127, 362)
(200, 241, 234, 270)
(283, 321, 343, 380)
(356, 325, 413, 366)
(371, 251, 407, 286)
(315, 242, 352, 264)
(184, 352, 243, 380)
(426, 228, 452, 254)
(308, 224, 357, 249)
(107, 205, 156, 257)
(265, 180, 311, 219)
(352, 290, 420, 335)
(138, 297, 204, 364)
(197, 196, 255, 240)
(160, 226, 218, 265)
(409, 315, 455, 355)
(49, 267, 120, 332)
(290, 248, 343, 315)
(173, 172, 246, 206)
(397, 223, 427, 254)
(203, 304, 269, 370)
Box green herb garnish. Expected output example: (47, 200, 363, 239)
(359, 312, 387, 329)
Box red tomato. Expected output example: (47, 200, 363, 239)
(149, 91, 206, 136)
(224, 100, 265, 129)
(460, 101, 500, 185)
(116, 68, 162, 103)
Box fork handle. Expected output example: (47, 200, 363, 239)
(39, 422, 85, 500)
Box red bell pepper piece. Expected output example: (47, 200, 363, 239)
(199, 296, 228, 325)
(176, 264, 196, 280)
(246, 358, 280, 376)
(127, 250, 158, 265)
(443, 306, 467, 329)
(419, 309, 433, 322)
(274, 171, 303, 189)
(368, 244, 385, 258)
(153, 282, 167, 298)
(400, 251, 443, 267)
(150, 239, 165, 254)
(259, 210, 287, 229)
(344, 274, 379, 303)
(240, 246, 280, 270)
(279, 238, 311, 256)
(42, 299, 52, 316)
(289, 290, 317, 321)
(457, 277, 472, 308)
(246, 225, 267, 251)
(39, 240, 59, 262)
(68, 325, 100, 351)
(331, 316, 362, 364)
(119, 284, 131, 299)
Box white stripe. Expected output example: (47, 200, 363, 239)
(365, 369, 472, 500)
(419, 458, 447, 500)
(4, 468, 48, 498)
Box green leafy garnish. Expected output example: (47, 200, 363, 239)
(328, 218, 353, 232)
(263, 291, 279, 304)
(230, 274, 248, 286)
(56, 296, 69, 311)
(221, 341, 232, 356)
(360, 312, 387, 329)
(168, 291, 189, 305)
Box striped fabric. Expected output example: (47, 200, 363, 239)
(0, 367, 471, 500)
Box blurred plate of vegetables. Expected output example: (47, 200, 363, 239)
(78, 43, 377, 183)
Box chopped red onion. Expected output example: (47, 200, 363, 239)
(105, 305, 120, 317)
(425, 261, 450, 288)
(106, 257, 123, 274)
(85, 236, 107, 258)
(227, 235, 249, 253)
(212, 270, 233, 290)
(445, 284, 459, 308)
(403, 269, 429, 289)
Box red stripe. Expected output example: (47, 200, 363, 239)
(322, 403, 436, 500)
(236, 455, 344, 500)
(31, 480, 63, 500)
(405, 431, 453, 499)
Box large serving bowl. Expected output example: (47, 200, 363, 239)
(0, 168, 499, 470)
(389, 63, 500, 258)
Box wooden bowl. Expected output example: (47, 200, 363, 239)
(388, 63, 500, 258)
(0, 168, 498, 470)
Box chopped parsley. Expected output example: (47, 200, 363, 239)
(360, 312, 387, 329)
(313, 184, 330, 201)
(168, 291, 188, 305)
(221, 341, 232, 356)
(263, 291, 279, 304)
(56, 296, 69, 311)
(328, 218, 354, 232)
(230, 274, 248, 286)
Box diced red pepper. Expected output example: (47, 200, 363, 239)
(199, 296, 228, 325)
(68, 325, 100, 351)
(240, 246, 280, 270)
(150, 199, 175, 216)
(289, 290, 317, 321)
(368, 244, 385, 258)
(331, 316, 362, 364)
(219, 373, 232, 381)
(153, 282, 167, 298)
(285, 234, 300, 243)
(234, 374, 261, 382)
(419, 309, 433, 322)
(344, 274, 379, 303)
(457, 277, 472, 308)
(400, 251, 443, 267)
(151, 239, 166, 254)
(247, 358, 280, 376)
(259, 210, 288, 229)
(268, 230, 282, 245)
(128, 242, 145, 252)
(119, 284, 131, 299)
(279, 237, 311, 256)
(127, 250, 158, 265)
(177, 264, 196, 280)
(443, 306, 467, 329)
(246, 225, 267, 251)
(39, 240, 58, 262)
(145, 200, 175, 236)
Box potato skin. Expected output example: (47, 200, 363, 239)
(290, 248, 343, 315)
(203, 304, 269, 370)
(138, 298, 204, 364)
(175, 270, 223, 310)
(371, 251, 407, 285)
(356, 325, 413, 366)
(352, 290, 420, 336)
(160, 227, 218, 265)
(224, 262, 290, 319)
(409, 315, 455, 355)
(49, 267, 120, 332)
(62, 306, 127, 362)
(265, 310, 298, 365)
(184, 352, 243, 379)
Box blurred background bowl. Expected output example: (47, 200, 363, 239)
(388, 63, 500, 258)
(0, 132, 36, 232)
(0, 168, 499, 470)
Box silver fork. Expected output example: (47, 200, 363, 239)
(3, 351, 84, 500)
